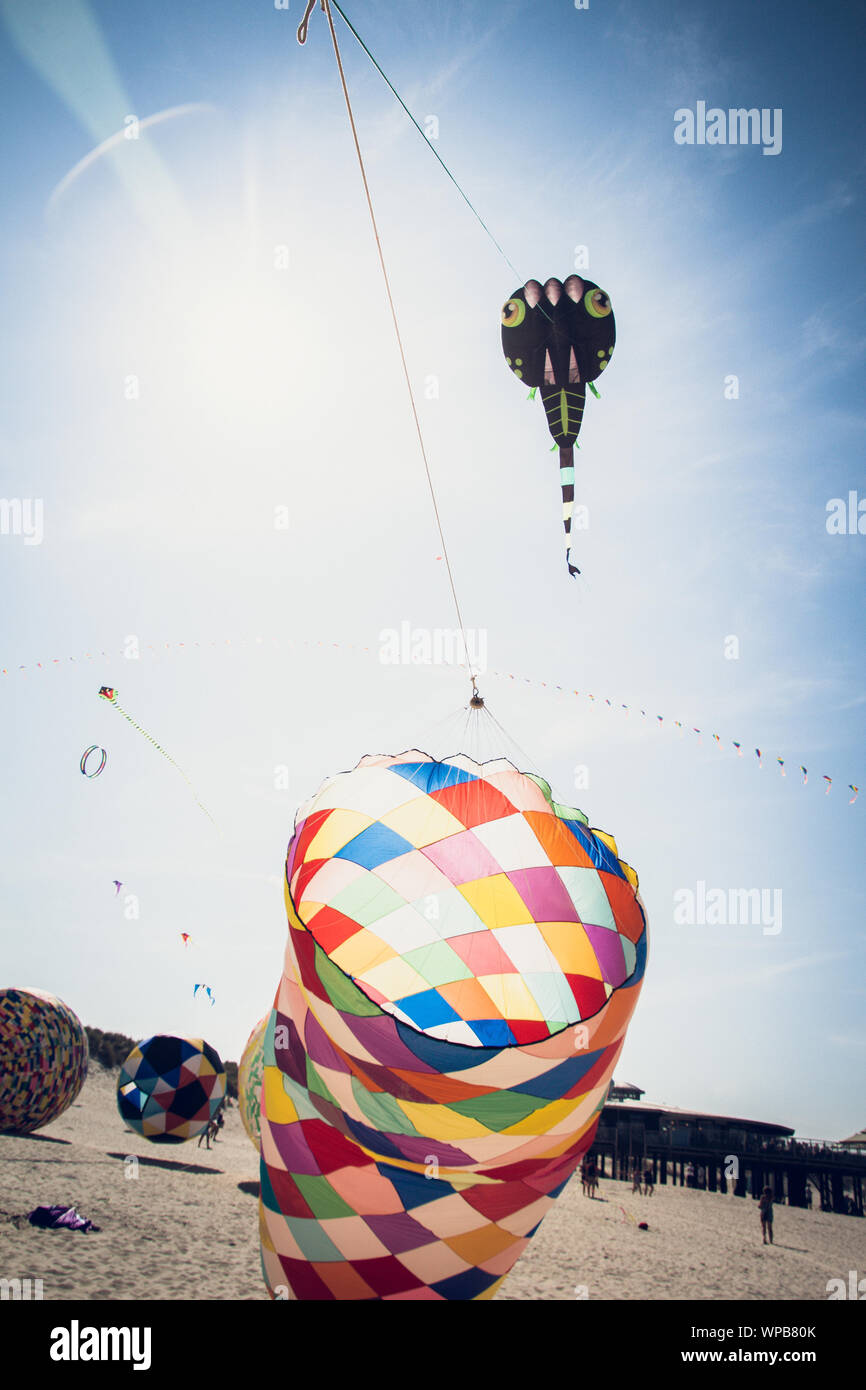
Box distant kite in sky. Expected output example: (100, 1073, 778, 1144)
(194, 983, 215, 1006)
(113, 880, 123, 896)
(181, 933, 192, 947)
(98, 686, 216, 826)
(80, 745, 107, 778)
(502, 275, 615, 576)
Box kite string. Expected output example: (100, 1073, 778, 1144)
(321, 0, 475, 684)
(330, 0, 522, 282)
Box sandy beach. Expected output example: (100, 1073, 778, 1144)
(0, 1066, 261, 1301)
(1, 1065, 863, 1301)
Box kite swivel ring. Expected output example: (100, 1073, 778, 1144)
(297, 0, 326, 45)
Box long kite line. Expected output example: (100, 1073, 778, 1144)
(98, 685, 219, 827)
(300, 0, 478, 692)
(327, 0, 522, 282)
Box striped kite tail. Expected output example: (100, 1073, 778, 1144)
(558, 445, 580, 577)
(540, 384, 585, 578)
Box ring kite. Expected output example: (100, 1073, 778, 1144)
(80, 745, 107, 778)
(502, 275, 615, 576)
(259, 750, 647, 1300)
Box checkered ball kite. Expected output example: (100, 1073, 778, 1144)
(239, 1014, 267, 1150)
(260, 751, 647, 1300)
(0, 987, 89, 1134)
(117, 1035, 226, 1144)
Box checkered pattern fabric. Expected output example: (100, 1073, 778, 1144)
(239, 1015, 267, 1149)
(0, 988, 89, 1134)
(261, 752, 648, 1300)
(117, 1035, 226, 1144)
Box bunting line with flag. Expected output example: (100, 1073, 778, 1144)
(2, 634, 859, 807)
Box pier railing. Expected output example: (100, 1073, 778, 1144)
(595, 1126, 866, 1167)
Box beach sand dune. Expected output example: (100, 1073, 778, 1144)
(2, 1067, 863, 1300)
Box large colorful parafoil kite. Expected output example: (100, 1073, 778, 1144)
(117, 1035, 226, 1144)
(239, 1014, 267, 1150)
(260, 750, 647, 1300)
(502, 275, 615, 576)
(0, 987, 89, 1134)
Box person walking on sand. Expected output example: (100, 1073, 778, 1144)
(587, 1159, 599, 1199)
(643, 1164, 654, 1196)
(759, 1186, 774, 1244)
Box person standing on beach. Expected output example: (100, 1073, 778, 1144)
(758, 1186, 774, 1244)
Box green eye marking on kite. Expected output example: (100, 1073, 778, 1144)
(501, 298, 526, 328)
(585, 288, 611, 318)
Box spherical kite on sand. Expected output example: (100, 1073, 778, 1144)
(117, 1035, 225, 1144)
(260, 751, 648, 1301)
(0, 987, 89, 1134)
(238, 1014, 267, 1149)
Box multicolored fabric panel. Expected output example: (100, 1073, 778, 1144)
(117, 1035, 225, 1144)
(260, 752, 648, 1300)
(288, 755, 642, 1046)
(0, 987, 89, 1134)
(239, 1015, 268, 1149)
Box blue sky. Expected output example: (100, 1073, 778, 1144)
(1, 0, 863, 1140)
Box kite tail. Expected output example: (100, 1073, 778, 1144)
(100, 689, 218, 828)
(559, 445, 580, 576)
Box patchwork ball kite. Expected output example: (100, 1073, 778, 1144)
(501, 275, 615, 576)
(238, 1014, 267, 1149)
(117, 1035, 225, 1144)
(260, 751, 647, 1300)
(0, 987, 89, 1134)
